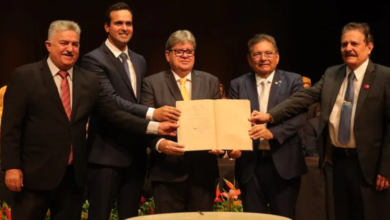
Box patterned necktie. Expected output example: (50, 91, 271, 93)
(119, 53, 136, 96)
(58, 71, 73, 164)
(338, 71, 355, 145)
(179, 78, 190, 100)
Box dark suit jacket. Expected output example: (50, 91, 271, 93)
(229, 70, 307, 183)
(0, 59, 150, 190)
(141, 70, 220, 182)
(269, 61, 390, 185)
(81, 42, 148, 167)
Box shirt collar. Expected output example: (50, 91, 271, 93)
(172, 70, 192, 82)
(47, 57, 73, 80)
(346, 58, 369, 81)
(105, 38, 129, 59)
(255, 70, 275, 86)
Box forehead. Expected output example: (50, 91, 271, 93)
(171, 41, 194, 49)
(110, 10, 132, 22)
(302, 78, 310, 82)
(251, 41, 275, 52)
(54, 30, 79, 41)
(341, 30, 365, 42)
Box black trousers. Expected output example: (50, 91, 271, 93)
(152, 176, 216, 213)
(332, 147, 390, 220)
(87, 162, 146, 220)
(12, 165, 84, 220)
(240, 153, 301, 219)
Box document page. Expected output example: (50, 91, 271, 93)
(214, 99, 253, 150)
(176, 100, 217, 151)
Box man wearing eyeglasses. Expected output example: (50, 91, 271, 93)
(141, 30, 223, 213)
(228, 34, 307, 219)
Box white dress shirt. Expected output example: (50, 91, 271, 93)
(329, 58, 369, 148)
(105, 39, 158, 134)
(256, 71, 275, 150)
(47, 57, 73, 108)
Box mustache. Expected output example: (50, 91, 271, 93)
(345, 52, 357, 57)
(62, 51, 74, 56)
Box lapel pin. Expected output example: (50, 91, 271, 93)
(364, 84, 369, 90)
(275, 82, 278, 85)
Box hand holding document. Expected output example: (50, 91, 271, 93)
(176, 99, 253, 151)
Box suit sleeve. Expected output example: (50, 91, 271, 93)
(140, 78, 163, 149)
(269, 74, 323, 124)
(95, 78, 150, 135)
(214, 78, 222, 99)
(379, 75, 390, 177)
(268, 76, 307, 145)
(1, 69, 28, 170)
(81, 55, 148, 118)
(228, 79, 239, 99)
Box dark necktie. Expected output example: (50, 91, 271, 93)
(338, 71, 355, 145)
(58, 71, 73, 164)
(119, 53, 134, 94)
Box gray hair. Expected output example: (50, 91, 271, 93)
(48, 20, 81, 41)
(341, 22, 373, 45)
(165, 30, 196, 50)
(247, 34, 278, 55)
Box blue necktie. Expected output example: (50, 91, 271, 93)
(338, 71, 355, 145)
(119, 53, 134, 92)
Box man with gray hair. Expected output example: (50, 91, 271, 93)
(141, 30, 223, 213)
(228, 33, 307, 219)
(250, 22, 390, 220)
(1, 20, 178, 220)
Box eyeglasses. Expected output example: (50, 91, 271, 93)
(251, 51, 278, 59)
(169, 49, 195, 57)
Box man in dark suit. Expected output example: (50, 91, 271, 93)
(80, 3, 180, 219)
(228, 34, 307, 219)
(141, 30, 223, 213)
(250, 22, 390, 220)
(0, 20, 177, 220)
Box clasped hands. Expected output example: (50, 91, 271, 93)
(153, 105, 223, 156)
(229, 110, 273, 159)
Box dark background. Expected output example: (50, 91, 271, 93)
(0, 0, 389, 91)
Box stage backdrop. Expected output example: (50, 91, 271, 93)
(1, 0, 389, 91)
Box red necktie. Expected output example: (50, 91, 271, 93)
(58, 71, 73, 164)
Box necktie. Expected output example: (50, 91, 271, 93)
(58, 71, 73, 164)
(119, 53, 136, 96)
(259, 80, 267, 114)
(338, 71, 355, 145)
(179, 78, 190, 100)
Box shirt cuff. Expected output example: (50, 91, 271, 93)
(146, 121, 159, 134)
(146, 108, 155, 120)
(155, 138, 165, 153)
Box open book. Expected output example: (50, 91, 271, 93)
(176, 99, 253, 151)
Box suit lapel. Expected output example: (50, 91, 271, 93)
(128, 50, 142, 103)
(245, 73, 259, 111)
(164, 71, 183, 101)
(191, 70, 201, 99)
(328, 66, 346, 116)
(268, 70, 283, 110)
(102, 43, 136, 100)
(39, 60, 69, 120)
(355, 61, 376, 120)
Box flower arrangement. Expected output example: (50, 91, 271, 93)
(0, 179, 242, 219)
(138, 196, 155, 216)
(213, 179, 243, 212)
(0, 202, 11, 220)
